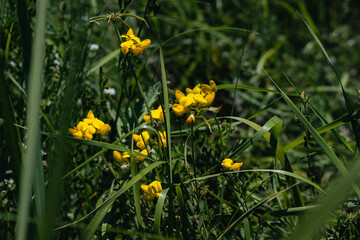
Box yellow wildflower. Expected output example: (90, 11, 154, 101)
(113, 151, 131, 163)
(135, 149, 148, 162)
(133, 131, 150, 150)
(159, 131, 167, 147)
(141, 180, 162, 201)
(143, 105, 164, 124)
(172, 81, 218, 119)
(186, 114, 195, 124)
(120, 28, 151, 56)
(69, 110, 111, 139)
(221, 158, 243, 171)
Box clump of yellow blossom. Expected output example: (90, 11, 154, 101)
(172, 80, 219, 123)
(113, 149, 148, 163)
(120, 28, 151, 56)
(68, 110, 111, 140)
(221, 158, 243, 171)
(143, 105, 164, 124)
(141, 180, 162, 201)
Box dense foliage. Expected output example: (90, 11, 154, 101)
(1, 0, 360, 239)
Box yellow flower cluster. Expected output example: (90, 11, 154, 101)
(120, 28, 151, 56)
(68, 110, 111, 140)
(172, 80, 217, 117)
(143, 105, 164, 124)
(221, 158, 243, 171)
(113, 131, 150, 163)
(141, 180, 162, 201)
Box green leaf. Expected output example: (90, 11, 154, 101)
(153, 188, 170, 236)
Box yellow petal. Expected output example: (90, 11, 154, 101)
(192, 84, 201, 94)
(122, 152, 131, 159)
(73, 131, 83, 139)
(185, 88, 192, 94)
(186, 114, 195, 124)
(172, 104, 186, 116)
(127, 28, 134, 36)
(113, 151, 123, 162)
(193, 94, 207, 105)
(136, 141, 146, 150)
(230, 162, 243, 171)
(141, 184, 150, 193)
(204, 92, 215, 106)
(139, 39, 151, 49)
(84, 132, 93, 140)
(209, 80, 217, 92)
(68, 127, 77, 134)
(141, 193, 155, 201)
(97, 124, 111, 135)
(149, 180, 162, 193)
(92, 118, 104, 129)
(87, 110, 95, 119)
(175, 90, 185, 101)
(77, 121, 88, 132)
(221, 158, 233, 169)
(143, 114, 151, 124)
(86, 125, 96, 135)
(133, 134, 140, 142)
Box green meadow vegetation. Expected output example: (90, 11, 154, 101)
(1, 0, 360, 239)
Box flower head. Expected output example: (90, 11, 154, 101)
(120, 28, 151, 56)
(141, 180, 162, 201)
(221, 158, 243, 171)
(143, 105, 164, 124)
(69, 110, 111, 139)
(172, 81, 218, 120)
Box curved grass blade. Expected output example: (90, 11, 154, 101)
(184, 169, 326, 195)
(153, 188, 170, 236)
(264, 68, 360, 198)
(229, 116, 282, 158)
(55, 161, 166, 232)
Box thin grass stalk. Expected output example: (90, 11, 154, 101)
(158, 46, 174, 237)
(16, 0, 47, 238)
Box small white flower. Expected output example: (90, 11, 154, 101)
(104, 88, 116, 96)
(54, 59, 61, 66)
(90, 44, 99, 51)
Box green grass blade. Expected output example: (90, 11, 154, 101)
(86, 49, 120, 75)
(264, 69, 360, 198)
(159, 46, 174, 237)
(153, 188, 170, 236)
(55, 161, 166, 231)
(175, 185, 191, 239)
(16, 0, 47, 239)
(130, 129, 143, 228)
(217, 84, 298, 96)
